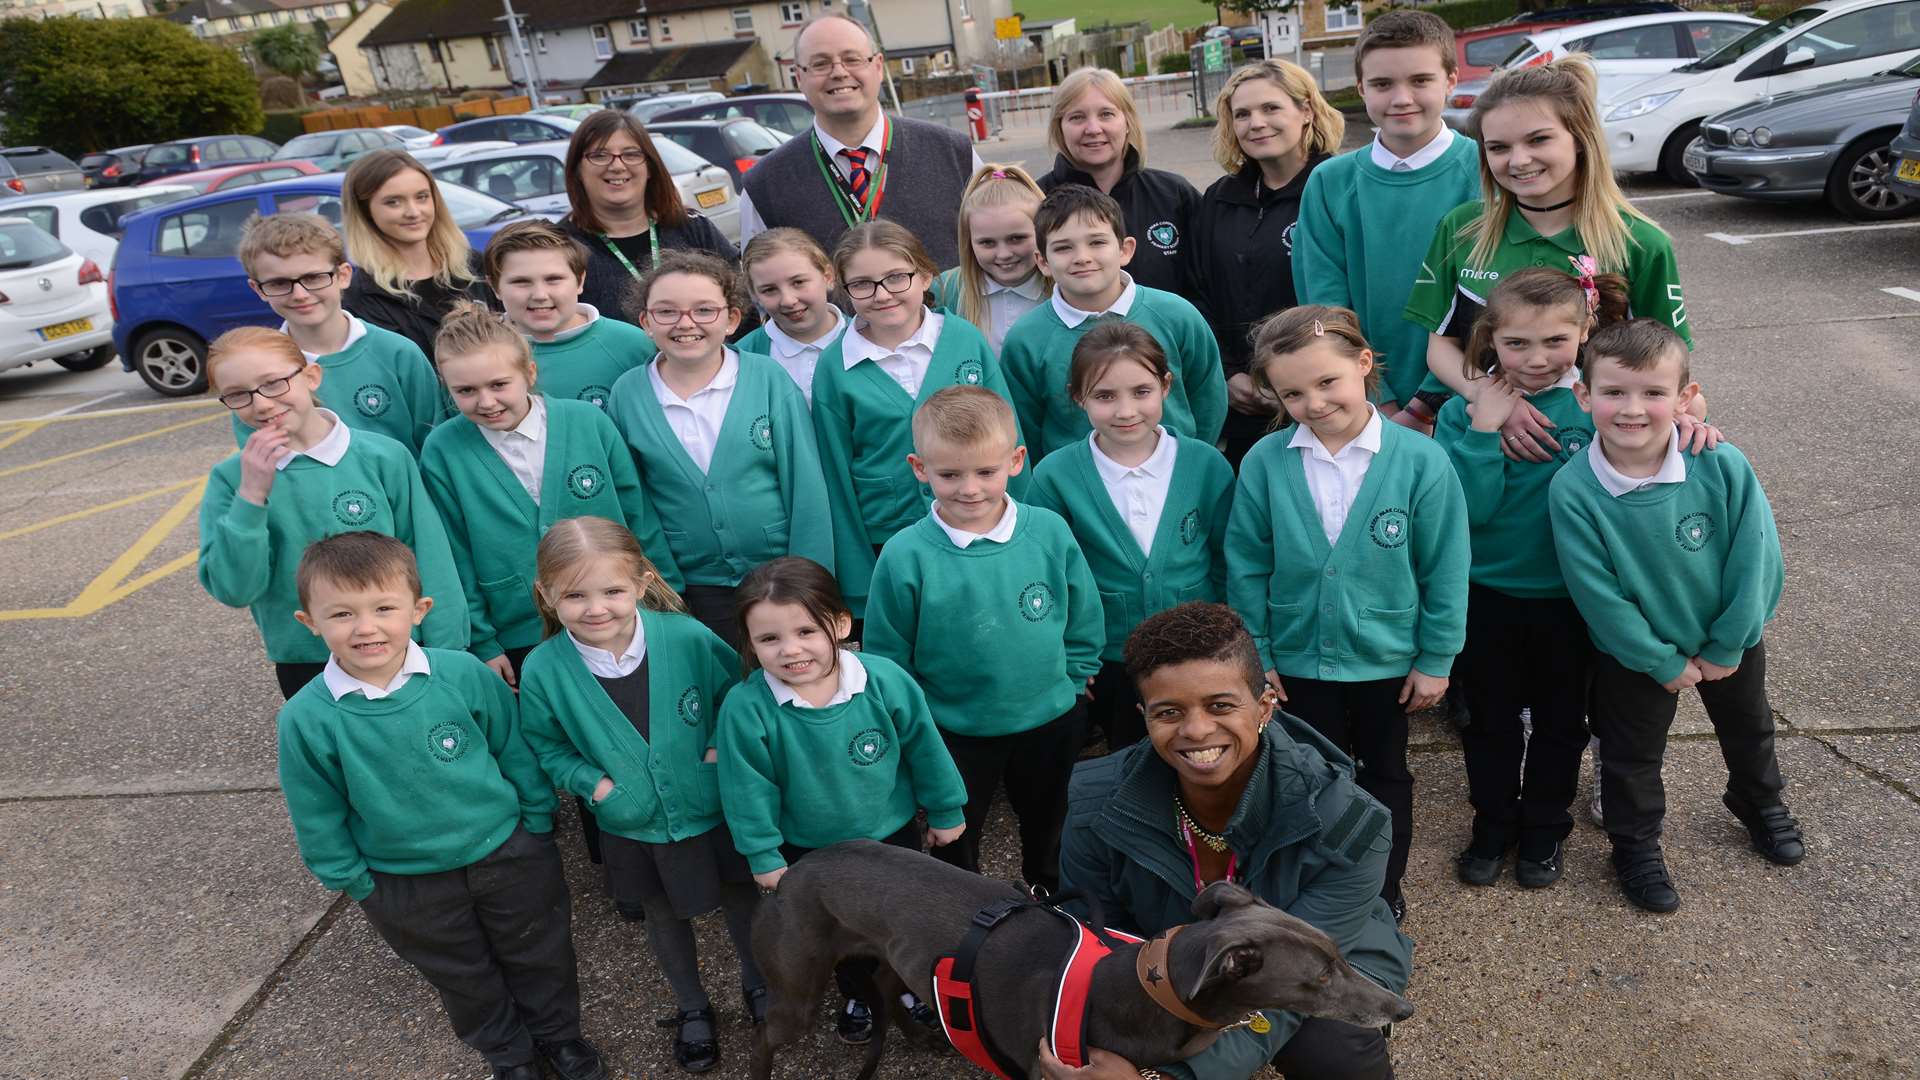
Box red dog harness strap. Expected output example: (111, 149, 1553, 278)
(1048, 909, 1142, 1067)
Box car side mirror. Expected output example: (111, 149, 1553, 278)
(1780, 46, 1816, 70)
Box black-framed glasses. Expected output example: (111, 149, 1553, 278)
(583, 148, 649, 168)
(797, 51, 878, 76)
(217, 369, 306, 410)
(251, 270, 338, 297)
(843, 271, 915, 300)
(646, 304, 726, 325)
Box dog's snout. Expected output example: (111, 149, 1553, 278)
(1390, 996, 1415, 1023)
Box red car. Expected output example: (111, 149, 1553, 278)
(137, 160, 323, 194)
(1453, 2, 1685, 79)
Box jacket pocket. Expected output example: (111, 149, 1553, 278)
(1265, 601, 1309, 655)
(762, 519, 791, 552)
(1358, 603, 1418, 660)
(1176, 578, 1214, 605)
(1100, 589, 1137, 655)
(693, 760, 723, 817)
(588, 779, 662, 835)
(478, 574, 527, 608)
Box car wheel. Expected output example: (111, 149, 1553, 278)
(1658, 122, 1703, 187)
(1826, 135, 1916, 222)
(54, 344, 115, 372)
(132, 327, 208, 397)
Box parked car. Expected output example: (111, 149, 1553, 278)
(425, 137, 743, 243)
(532, 104, 606, 121)
(137, 160, 324, 194)
(380, 124, 437, 149)
(433, 114, 581, 146)
(410, 139, 518, 166)
(0, 146, 86, 195)
(109, 174, 534, 396)
(0, 186, 196, 268)
(650, 92, 814, 136)
(139, 135, 280, 180)
(1601, 0, 1920, 183)
(272, 128, 407, 172)
(1231, 24, 1265, 60)
(1455, 3, 1685, 79)
(627, 91, 726, 123)
(1444, 12, 1761, 129)
(79, 145, 152, 188)
(0, 217, 114, 376)
(1889, 81, 1920, 196)
(644, 118, 787, 186)
(1685, 56, 1920, 218)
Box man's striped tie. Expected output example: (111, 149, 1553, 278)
(841, 147, 872, 206)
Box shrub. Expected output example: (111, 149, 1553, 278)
(1158, 51, 1193, 74)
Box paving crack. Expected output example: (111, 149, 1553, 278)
(0, 784, 281, 805)
(177, 893, 350, 1080)
(1795, 728, 1920, 809)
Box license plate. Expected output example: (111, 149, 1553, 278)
(1682, 141, 1707, 176)
(695, 187, 726, 209)
(1899, 157, 1920, 182)
(38, 318, 92, 341)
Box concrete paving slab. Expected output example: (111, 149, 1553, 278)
(1822, 732, 1920, 795)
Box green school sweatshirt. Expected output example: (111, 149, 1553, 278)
(198, 426, 470, 663)
(229, 323, 447, 456)
(276, 647, 555, 900)
(1000, 286, 1227, 462)
(1028, 433, 1235, 662)
(517, 609, 739, 844)
(1548, 441, 1782, 686)
(606, 350, 834, 586)
(1291, 138, 1481, 406)
(812, 312, 1023, 615)
(1433, 386, 1594, 598)
(1225, 423, 1469, 681)
(864, 503, 1105, 737)
(715, 652, 969, 873)
(530, 315, 657, 412)
(419, 396, 683, 662)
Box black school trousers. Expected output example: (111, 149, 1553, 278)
(1457, 585, 1596, 852)
(930, 699, 1088, 894)
(781, 819, 924, 1000)
(274, 662, 327, 700)
(1281, 676, 1411, 903)
(1590, 640, 1784, 848)
(1086, 660, 1146, 752)
(1271, 1016, 1395, 1080)
(356, 825, 580, 1070)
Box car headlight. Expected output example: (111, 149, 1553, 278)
(1753, 127, 1772, 147)
(1731, 128, 1751, 146)
(1605, 91, 1682, 122)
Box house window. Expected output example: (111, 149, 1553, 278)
(1324, 3, 1363, 32)
(628, 18, 649, 42)
(592, 23, 612, 59)
(536, 31, 548, 53)
(956, 0, 969, 20)
(732, 8, 753, 33)
(427, 38, 442, 61)
(780, 1, 805, 25)
(485, 35, 501, 68)
(658, 17, 672, 41)
(900, 56, 915, 73)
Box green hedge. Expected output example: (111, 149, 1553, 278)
(1406, 0, 1520, 30)
(1158, 51, 1192, 73)
(259, 109, 311, 145)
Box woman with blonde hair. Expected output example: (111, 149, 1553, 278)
(340, 149, 494, 360)
(1191, 59, 1346, 468)
(1037, 66, 1199, 295)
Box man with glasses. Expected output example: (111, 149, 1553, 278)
(739, 12, 983, 268)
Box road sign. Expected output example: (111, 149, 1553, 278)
(1202, 37, 1226, 72)
(994, 15, 1023, 39)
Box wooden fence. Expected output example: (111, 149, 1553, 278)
(301, 95, 534, 134)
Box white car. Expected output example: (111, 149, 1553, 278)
(381, 124, 437, 150)
(409, 140, 518, 167)
(0, 217, 114, 375)
(426, 139, 743, 244)
(0, 186, 195, 268)
(1601, 0, 1920, 182)
(1443, 12, 1762, 130)
(626, 91, 726, 123)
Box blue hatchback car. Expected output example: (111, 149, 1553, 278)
(111, 173, 534, 395)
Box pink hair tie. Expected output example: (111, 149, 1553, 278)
(1569, 254, 1600, 315)
(990, 170, 1008, 178)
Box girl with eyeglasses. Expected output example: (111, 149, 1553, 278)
(559, 111, 738, 329)
(606, 250, 833, 647)
(810, 220, 1021, 621)
(197, 326, 469, 700)
(340, 150, 496, 362)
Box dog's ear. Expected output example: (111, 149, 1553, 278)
(1191, 881, 1260, 920)
(1184, 936, 1265, 1002)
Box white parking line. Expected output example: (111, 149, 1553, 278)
(1707, 220, 1920, 245)
(1882, 287, 1920, 304)
(1630, 191, 1717, 202)
(36, 392, 122, 419)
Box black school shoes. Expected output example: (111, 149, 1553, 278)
(1725, 794, 1806, 866)
(536, 1038, 609, 1080)
(1612, 844, 1680, 913)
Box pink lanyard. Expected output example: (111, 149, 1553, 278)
(1179, 817, 1237, 893)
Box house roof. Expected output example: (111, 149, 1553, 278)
(584, 40, 757, 88)
(360, 0, 728, 47)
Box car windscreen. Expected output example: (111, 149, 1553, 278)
(80, 154, 113, 170)
(145, 144, 191, 165)
(276, 134, 338, 159)
(1686, 6, 1824, 70)
(436, 179, 527, 227)
(654, 138, 711, 176)
(1, 148, 77, 175)
(725, 120, 785, 154)
(80, 191, 193, 237)
(0, 221, 70, 267)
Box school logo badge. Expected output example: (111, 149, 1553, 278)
(426, 721, 469, 763)
(577, 384, 612, 409)
(1147, 222, 1180, 252)
(748, 413, 773, 450)
(847, 728, 889, 766)
(1369, 507, 1410, 549)
(566, 464, 606, 500)
(1179, 509, 1201, 545)
(954, 359, 985, 386)
(1281, 221, 1297, 256)
(1556, 425, 1594, 460)
(1675, 512, 1715, 552)
(353, 383, 392, 418)
(1018, 581, 1056, 622)
(676, 686, 703, 726)
(332, 489, 376, 527)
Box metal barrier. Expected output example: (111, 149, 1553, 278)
(977, 73, 1196, 133)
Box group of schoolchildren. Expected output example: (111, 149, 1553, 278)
(193, 10, 1804, 1079)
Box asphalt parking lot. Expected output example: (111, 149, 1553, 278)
(2, 116, 1917, 1080)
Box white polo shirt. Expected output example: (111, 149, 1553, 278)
(649, 349, 739, 473)
(1291, 407, 1384, 545)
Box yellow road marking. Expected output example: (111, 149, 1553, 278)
(0, 485, 203, 621)
(0, 422, 45, 453)
(0, 477, 202, 543)
(0, 412, 224, 481)
(0, 397, 220, 428)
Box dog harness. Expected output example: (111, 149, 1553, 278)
(930, 898, 1142, 1078)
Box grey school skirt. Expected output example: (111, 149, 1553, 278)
(600, 821, 753, 921)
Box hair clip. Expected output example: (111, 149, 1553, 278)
(1311, 318, 1326, 337)
(1569, 254, 1599, 315)
(990, 169, 1008, 179)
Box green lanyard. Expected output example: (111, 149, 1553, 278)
(810, 116, 892, 229)
(600, 224, 660, 280)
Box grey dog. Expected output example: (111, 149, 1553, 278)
(750, 840, 1415, 1079)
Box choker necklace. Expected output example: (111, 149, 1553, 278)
(1174, 795, 1231, 853)
(1518, 196, 1575, 212)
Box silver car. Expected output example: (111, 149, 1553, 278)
(425, 138, 741, 244)
(1686, 56, 1920, 219)
(0, 146, 86, 195)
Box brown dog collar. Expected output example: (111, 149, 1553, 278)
(1135, 925, 1220, 1028)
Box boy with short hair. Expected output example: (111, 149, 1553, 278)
(999, 185, 1225, 462)
(1293, 10, 1480, 426)
(239, 213, 445, 455)
(484, 220, 657, 412)
(1549, 320, 1802, 914)
(862, 386, 1104, 891)
(278, 532, 607, 1080)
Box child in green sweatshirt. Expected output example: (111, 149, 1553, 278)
(716, 556, 967, 1041)
(864, 387, 1104, 893)
(276, 532, 603, 1080)
(1226, 306, 1468, 921)
(516, 516, 765, 1071)
(1549, 320, 1799, 915)
(606, 250, 832, 650)
(485, 220, 658, 412)
(198, 327, 468, 700)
